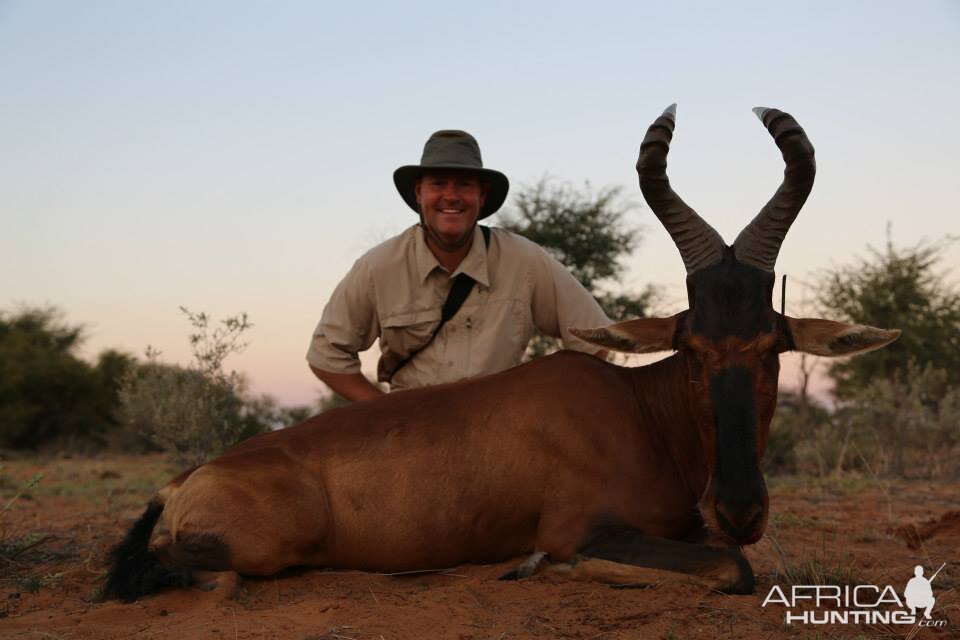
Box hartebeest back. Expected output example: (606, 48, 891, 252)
(105, 106, 899, 602)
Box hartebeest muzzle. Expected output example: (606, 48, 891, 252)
(710, 366, 767, 544)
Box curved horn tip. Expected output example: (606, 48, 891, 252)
(752, 106, 771, 121)
(663, 103, 677, 119)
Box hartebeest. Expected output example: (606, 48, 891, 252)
(105, 106, 899, 601)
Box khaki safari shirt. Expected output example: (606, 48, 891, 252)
(307, 224, 610, 391)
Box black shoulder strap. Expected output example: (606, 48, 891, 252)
(388, 225, 491, 380)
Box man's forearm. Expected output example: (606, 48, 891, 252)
(310, 366, 384, 402)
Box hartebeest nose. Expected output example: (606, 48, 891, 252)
(715, 502, 764, 544)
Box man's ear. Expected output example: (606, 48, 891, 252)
(477, 180, 489, 209)
(414, 177, 423, 207)
(786, 317, 901, 357)
(570, 313, 682, 354)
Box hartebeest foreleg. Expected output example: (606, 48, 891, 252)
(576, 531, 754, 593)
(546, 555, 746, 593)
(501, 531, 753, 594)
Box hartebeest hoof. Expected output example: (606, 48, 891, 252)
(686, 548, 756, 594)
(499, 551, 549, 580)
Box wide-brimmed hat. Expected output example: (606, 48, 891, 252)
(393, 130, 509, 220)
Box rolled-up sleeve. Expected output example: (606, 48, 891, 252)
(306, 258, 380, 375)
(530, 250, 611, 353)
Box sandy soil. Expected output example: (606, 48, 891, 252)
(0, 456, 957, 639)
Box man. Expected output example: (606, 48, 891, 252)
(307, 130, 610, 401)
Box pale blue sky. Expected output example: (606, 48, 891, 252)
(2, 1, 958, 405)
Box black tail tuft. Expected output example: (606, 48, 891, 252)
(103, 500, 193, 602)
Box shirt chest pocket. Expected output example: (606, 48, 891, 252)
(380, 309, 441, 361)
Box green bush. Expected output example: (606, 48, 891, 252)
(118, 309, 267, 466)
(838, 362, 960, 478)
(770, 363, 960, 479)
(0, 307, 132, 450)
(765, 391, 828, 475)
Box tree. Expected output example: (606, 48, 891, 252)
(816, 234, 960, 399)
(0, 307, 130, 449)
(495, 178, 657, 357)
(808, 233, 960, 478)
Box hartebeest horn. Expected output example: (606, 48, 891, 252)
(637, 104, 725, 274)
(732, 108, 816, 272)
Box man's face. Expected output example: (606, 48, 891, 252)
(415, 171, 488, 251)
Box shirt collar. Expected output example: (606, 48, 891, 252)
(415, 224, 490, 288)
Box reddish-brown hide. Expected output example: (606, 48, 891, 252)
(104, 107, 899, 602)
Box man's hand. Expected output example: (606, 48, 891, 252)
(310, 366, 385, 402)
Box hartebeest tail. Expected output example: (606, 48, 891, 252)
(103, 500, 192, 602)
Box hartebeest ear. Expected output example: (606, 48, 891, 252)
(570, 313, 682, 354)
(786, 317, 901, 357)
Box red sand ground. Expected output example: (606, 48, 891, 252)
(893, 511, 960, 550)
(0, 456, 957, 639)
